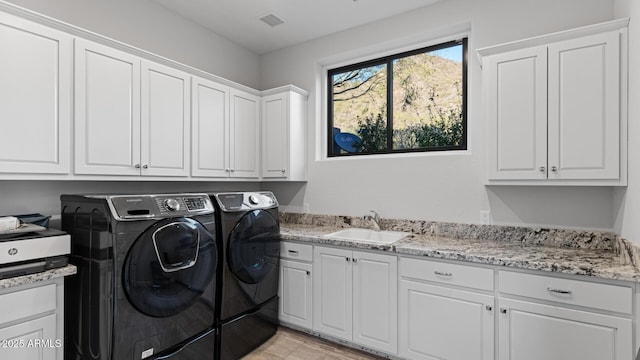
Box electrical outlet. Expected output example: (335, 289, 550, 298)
(480, 210, 491, 225)
(302, 203, 310, 213)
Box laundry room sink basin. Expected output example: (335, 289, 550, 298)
(323, 228, 410, 244)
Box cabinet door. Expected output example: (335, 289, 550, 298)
(0, 12, 71, 174)
(399, 280, 494, 360)
(261, 93, 288, 179)
(0, 314, 57, 360)
(279, 259, 313, 329)
(191, 77, 230, 178)
(547, 31, 620, 180)
(229, 89, 260, 178)
(498, 298, 632, 360)
(352, 251, 397, 354)
(74, 39, 141, 175)
(140, 61, 190, 177)
(313, 246, 352, 341)
(486, 46, 547, 180)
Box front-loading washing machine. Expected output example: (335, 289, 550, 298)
(209, 191, 280, 360)
(61, 193, 218, 360)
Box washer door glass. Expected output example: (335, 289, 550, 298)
(228, 210, 279, 284)
(124, 217, 217, 318)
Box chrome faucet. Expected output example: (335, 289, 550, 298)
(363, 210, 381, 231)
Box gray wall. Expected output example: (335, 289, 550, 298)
(259, 0, 620, 231)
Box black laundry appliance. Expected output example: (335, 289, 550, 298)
(210, 192, 280, 360)
(61, 193, 218, 360)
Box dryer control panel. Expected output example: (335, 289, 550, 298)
(213, 192, 278, 212)
(105, 194, 214, 220)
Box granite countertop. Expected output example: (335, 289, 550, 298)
(0, 264, 77, 289)
(281, 223, 640, 283)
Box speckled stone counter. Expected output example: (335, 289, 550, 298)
(0, 264, 77, 289)
(280, 214, 640, 283)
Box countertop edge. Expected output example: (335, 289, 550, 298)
(0, 264, 77, 289)
(281, 227, 640, 283)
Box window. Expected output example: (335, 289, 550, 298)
(328, 38, 467, 157)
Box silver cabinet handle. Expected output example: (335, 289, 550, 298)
(539, 166, 546, 172)
(288, 250, 299, 254)
(551, 166, 557, 172)
(134, 164, 141, 169)
(486, 305, 493, 311)
(500, 308, 507, 314)
(434, 271, 452, 277)
(346, 257, 351, 262)
(142, 164, 148, 169)
(230, 169, 235, 173)
(281, 169, 286, 173)
(547, 287, 572, 295)
(353, 258, 358, 263)
(306, 271, 311, 275)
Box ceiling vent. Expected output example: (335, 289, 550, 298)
(259, 13, 285, 27)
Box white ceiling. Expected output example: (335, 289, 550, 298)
(152, 0, 443, 54)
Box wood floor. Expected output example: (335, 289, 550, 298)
(242, 327, 384, 360)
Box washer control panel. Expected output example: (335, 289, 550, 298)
(214, 192, 278, 212)
(107, 194, 214, 220)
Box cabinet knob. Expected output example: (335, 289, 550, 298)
(281, 169, 286, 173)
(486, 305, 493, 311)
(551, 166, 557, 172)
(353, 258, 358, 263)
(142, 164, 148, 169)
(225, 168, 230, 172)
(306, 271, 311, 276)
(346, 257, 351, 262)
(539, 166, 546, 172)
(230, 169, 235, 173)
(500, 308, 508, 314)
(134, 164, 141, 169)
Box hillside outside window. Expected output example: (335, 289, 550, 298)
(328, 38, 468, 156)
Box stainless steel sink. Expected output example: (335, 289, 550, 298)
(323, 228, 410, 244)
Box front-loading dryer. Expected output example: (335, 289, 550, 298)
(61, 193, 218, 360)
(210, 191, 280, 360)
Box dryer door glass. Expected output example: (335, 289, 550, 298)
(123, 217, 217, 317)
(228, 210, 280, 284)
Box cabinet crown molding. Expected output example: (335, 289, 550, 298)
(476, 17, 629, 63)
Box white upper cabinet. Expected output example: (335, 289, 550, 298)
(140, 60, 190, 177)
(485, 46, 548, 181)
(480, 19, 628, 186)
(191, 77, 230, 178)
(191, 81, 260, 179)
(261, 86, 308, 181)
(547, 32, 620, 180)
(229, 89, 260, 179)
(74, 39, 141, 176)
(0, 12, 71, 175)
(75, 39, 190, 176)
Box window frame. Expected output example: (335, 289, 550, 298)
(327, 38, 468, 157)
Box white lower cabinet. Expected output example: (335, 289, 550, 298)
(279, 242, 313, 329)
(498, 298, 632, 360)
(399, 257, 494, 360)
(313, 246, 397, 354)
(0, 279, 64, 360)
(498, 270, 633, 360)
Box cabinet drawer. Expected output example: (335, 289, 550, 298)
(281, 242, 313, 261)
(0, 284, 56, 325)
(499, 271, 632, 314)
(400, 257, 494, 291)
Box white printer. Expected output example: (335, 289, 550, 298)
(0, 226, 70, 279)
